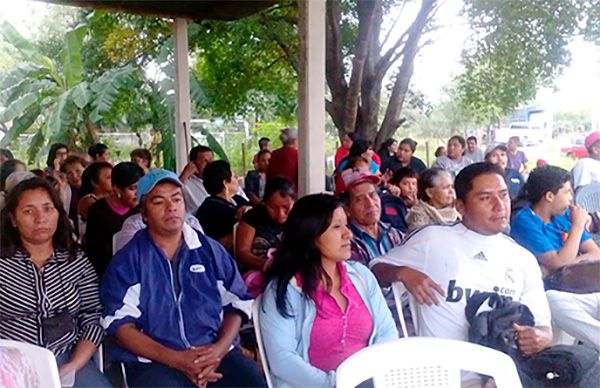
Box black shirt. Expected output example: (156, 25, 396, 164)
(381, 156, 427, 175)
(196, 195, 250, 241)
(241, 205, 284, 261)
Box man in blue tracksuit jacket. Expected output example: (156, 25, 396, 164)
(100, 169, 265, 387)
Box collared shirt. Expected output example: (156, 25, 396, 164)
(0, 248, 104, 356)
(307, 262, 374, 372)
(349, 221, 404, 266)
(183, 174, 209, 214)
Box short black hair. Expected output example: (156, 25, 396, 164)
(521, 165, 570, 205)
(467, 136, 477, 143)
(111, 162, 145, 189)
(264, 177, 296, 202)
(60, 155, 88, 173)
(258, 137, 270, 149)
(454, 162, 505, 202)
(79, 162, 112, 196)
(189, 145, 212, 162)
(348, 137, 373, 157)
(390, 167, 418, 185)
(203, 160, 232, 195)
(88, 143, 108, 159)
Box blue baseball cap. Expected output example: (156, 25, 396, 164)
(136, 168, 183, 202)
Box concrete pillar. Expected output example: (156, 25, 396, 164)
(298, 0, 326, 196)
(173, 18, 192, 173)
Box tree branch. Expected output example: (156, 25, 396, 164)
(258, 15, 299, 73)
(326, 0, 347, 102)
(377, 0, 436, 146)
(343, 0, 378, 133)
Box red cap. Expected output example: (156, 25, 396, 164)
(585, 132, 600, 150)
(335, 168, 380, 194)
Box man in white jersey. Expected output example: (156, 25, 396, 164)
(371, 163, 553, 355)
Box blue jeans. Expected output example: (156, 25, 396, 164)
(56, 351, 111, 387)
(125, 347, 265, 387)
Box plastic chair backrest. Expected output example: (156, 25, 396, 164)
(0, 340, 61, 388)
(336, 337, 522, 388)
(252, 296, 274, 388)
(575, 183, 600, 212)
(391, 281, 418, 337)
(93, 343, 103, 371)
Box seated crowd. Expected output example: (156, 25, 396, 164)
(0, 130, 599, 388)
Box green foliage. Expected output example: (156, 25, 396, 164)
(189, 13, 298, 121)
(456, 0, 592, 123)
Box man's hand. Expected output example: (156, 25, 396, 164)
(513, 323, 552, 356)
(398, 267, 446, 305)
(168, 347, 220, 387)
(570, 206, 590, 229)
(235, 205, 252, 220)
(179, 162, 198, 183)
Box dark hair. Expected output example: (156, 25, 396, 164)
(256, 149, 271, 160)
(400, 138, 418, 153)
(390, 167, 418, 185)
(377, 138, 397, 155)
(434, 146, 445, 158)
(345, 156, 369, 170)
(449, 135, 466, 149)
(348, 137, 373, 157)
(60, 155, 88, 173)
(258, 137, 270, 149)
(203, 160, 232, 195)
(0, 148, 14, 160)
(111, 162, 144, 190)
(46, 143, 68, 168)
(467, 136, 478, 143)
(263, 193, 343, 317)
(30, 169, 44, 177)
(189, 145, 212, 162)
(519, 165, 570, 205)
(418, 168, 450, 201)
(79, 162, 113, 196)
(88, 143, 108, 160)
(1, 177, 76, 258)
(0, 159, 25, 191)
(263, 177, 296, 202)
(130, 148, 152, 168)
(454, 162, 505, 202)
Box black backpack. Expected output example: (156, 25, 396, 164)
(466, 292, 599, 387)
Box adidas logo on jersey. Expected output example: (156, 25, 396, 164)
(472, 251, 487, 261)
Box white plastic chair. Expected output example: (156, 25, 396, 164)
(575, 183, 600, 245)
(232, 222, 240, 257)
(252, 296, 274, 388)
(336, 337, 522, 388)
(93, 343, 103, 371)
(0, 339, 61, 388)
(391, 281, 419, 337)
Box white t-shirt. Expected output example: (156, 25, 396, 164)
(370, 223, 551, 342)
(571, 157, 600, 190)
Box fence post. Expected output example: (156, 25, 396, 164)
(425, 141, 430, 166)
(241, 143, 247, 175)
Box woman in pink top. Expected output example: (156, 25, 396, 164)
(259, 194, 398, 387)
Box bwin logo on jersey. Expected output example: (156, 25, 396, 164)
(445, 280, 516, 302)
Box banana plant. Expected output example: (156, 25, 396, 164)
(0, 21, 140, 163)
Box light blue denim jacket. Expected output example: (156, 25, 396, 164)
(259, 261, 398, 387)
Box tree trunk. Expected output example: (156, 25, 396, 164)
(377, 0, 436, 147)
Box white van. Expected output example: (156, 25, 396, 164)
(494, 122, 547, 145)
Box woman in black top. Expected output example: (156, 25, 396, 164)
(196, 160, 251, 251)
(84, 162, 143, 277)
(0, 177, 108, 386)
(381, 138, 427, 174)
(235, 177, 295, 272)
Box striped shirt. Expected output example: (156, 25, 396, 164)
(0, 248, 104, 356)
(349, 221, 404, 266)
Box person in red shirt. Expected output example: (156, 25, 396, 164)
(267, 128, 299, 189)
(251, 137, 271, 169)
